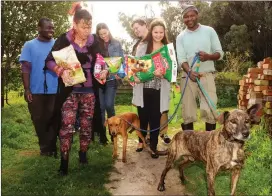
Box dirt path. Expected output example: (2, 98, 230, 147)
(105, 137, 190, 195)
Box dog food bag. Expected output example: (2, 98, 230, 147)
(150, 43, 178, 82)
(126, 55, 154, 83)
(116, 62, 126, 79)
(104, 57, 122, 74)
(52, 44, 86, 86)
(94, 53, 107, 84)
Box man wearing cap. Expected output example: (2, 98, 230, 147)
(176, 5, 224, 131)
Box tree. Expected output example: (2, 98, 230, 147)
(224, 24, 252, 55)
(117, 37, 133, 55)
(1, 1, 72, 107)
(208, 1, 272, 62)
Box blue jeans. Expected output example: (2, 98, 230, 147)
(99, 80, 118, 124)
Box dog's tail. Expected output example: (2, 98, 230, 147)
(156, 149, 168, 156)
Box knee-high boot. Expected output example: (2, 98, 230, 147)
(58, 151, 69, 176)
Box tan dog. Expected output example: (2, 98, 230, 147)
(104, 112, 147, 163)
(157, 104, 261, 196)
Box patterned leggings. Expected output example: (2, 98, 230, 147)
(59, 93, 95, 152)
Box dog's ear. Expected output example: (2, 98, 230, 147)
(104, 119, 108, 127)
(247, 103, 262, 125)
(217, 111, 230, 125)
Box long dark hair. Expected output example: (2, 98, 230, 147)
(96, 23, 114, 57)
(145, 19, 169, 54)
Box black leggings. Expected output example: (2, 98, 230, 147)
(137, 88, 161, 152)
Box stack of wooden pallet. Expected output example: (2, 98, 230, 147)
(238, 57, 272, 116)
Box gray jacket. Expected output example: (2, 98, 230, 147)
(132, 42, 171, 113)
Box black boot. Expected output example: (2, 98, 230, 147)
(181, 122, 194, 131)
(79, 151, 88, 164)
(100, 127, 109, 145)
(58, 152, 69, 176)
(206, 123, 216, 131)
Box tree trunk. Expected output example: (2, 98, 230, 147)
(1, 67, 5, 108)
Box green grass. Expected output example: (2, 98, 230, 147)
(1, 95, 113, 196)
(2, 92, 271, 196)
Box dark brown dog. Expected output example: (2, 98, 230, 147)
(104, 112, 147, 163)
(157, 104, 261, 196)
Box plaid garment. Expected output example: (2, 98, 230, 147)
(143, 77, 161, 90)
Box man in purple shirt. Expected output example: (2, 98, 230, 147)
(19, 18, 58, 157)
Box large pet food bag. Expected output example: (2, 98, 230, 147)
(94, 53, 107, 84)
(126, 55, 154, 83)
(150, 43, 178, 82)
(52, 45, 86, 86)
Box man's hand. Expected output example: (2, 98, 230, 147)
(188, 70, 200, 82)
(24, 89, 33, 103)
(198, 51, 210, 62)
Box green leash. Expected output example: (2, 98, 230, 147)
(194, 58, 221, 116)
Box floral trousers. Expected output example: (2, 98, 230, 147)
(59, 93, 95, 152)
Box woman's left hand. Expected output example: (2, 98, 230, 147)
(99, 70, 109, 80)
(154, 69, 163, 78)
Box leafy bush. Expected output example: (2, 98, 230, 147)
(221, 51, 254, 75)
(215, 72, 241, 107)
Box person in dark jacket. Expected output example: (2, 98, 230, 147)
(45, 2, 105, 176)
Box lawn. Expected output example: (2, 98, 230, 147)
(1, 92, 271, 196)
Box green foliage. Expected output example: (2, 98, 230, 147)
(209, 1, 272, 62)
(215, 72, 241, 107)
(118, 12, 136, 39)
(221, 52, 254, 75)
(118, 37, 133, 55)
(224, 24, 252, 54)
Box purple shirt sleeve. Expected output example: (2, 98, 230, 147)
(46, 60, 57, 72)
(21, 61, 32, 73)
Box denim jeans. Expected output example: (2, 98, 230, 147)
(99, 79, 118, 124)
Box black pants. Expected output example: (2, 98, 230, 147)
(137, 88, 161, 152)
(28, 94, 58, 153)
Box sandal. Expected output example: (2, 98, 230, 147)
(136, 143, 143, 152)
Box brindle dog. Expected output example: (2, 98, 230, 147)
(157, 104, 261, 196)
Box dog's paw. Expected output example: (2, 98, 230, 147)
(122, 158, 127, 163)
(157, 183, 165, 192)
